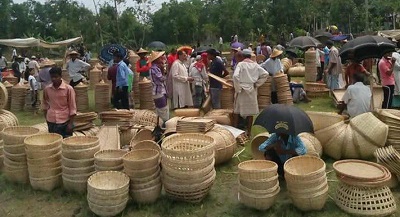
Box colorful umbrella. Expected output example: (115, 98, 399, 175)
(254, 104, 314, 136)
(99, 44, 128, 64)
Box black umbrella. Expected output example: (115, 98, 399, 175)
(339, 35, 396, 62)
(314, 31, 333, 39)
(194, 46, 213, 55)
(147, 41, 166, 50)
(288, 36, 322, 50)
(253, 104, 314, 136)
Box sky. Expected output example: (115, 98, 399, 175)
(13, 0, 169, 12)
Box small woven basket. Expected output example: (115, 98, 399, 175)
(284, 156, 326, 182)
(95, 164, 123, 172)
(161, 162, 215, 181)
(87, 190, 129, 206)
(130, 175, 161, 190)
(290, 184, 329, 211)
(238, 160, 278, 181)
(62, 165, 95, 175)
(161, 152, 214, 171)
(28, 166, 62, 179)
(124, 164, 159, 178)
(62, 145, 100, 160)
(87, 171, 130, 196)
(122, 149, 160, 170)
(250, 132, 270, 160)
(62, 156, 94, 168)
(88, 199, 128, 217)
(239, 175, 279, 190)
(129, 129, 154, 147)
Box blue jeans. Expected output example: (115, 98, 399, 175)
(327, 74, 339, 90)
(193, 85, 204, 108)
(210, 88, 221, 109)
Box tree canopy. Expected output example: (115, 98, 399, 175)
(0, 0, 398, 50)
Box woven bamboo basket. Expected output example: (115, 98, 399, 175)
(290, 184, 329, 211)
(239, 181, 279, 195)
(239, 174, 278, 190)
(139, 78, 155, 110)
(298, 133, 323, 157)
(352, 129, 380, 160)
(26, 146, 61, 159)
(62, 171, 95, 182)
(162, 161, 215, 180)
(0, 110, 19, 134)
(129, 168, 160, 184)
(2, 126, 40, 145)
(161, 133, 215, 161)
(132, 109, 159, 127)
(129, 129, 154, 147)
(62, 165, 95, 175)
(284, 156, 326, 182)
(3, 166, 29, 184)
(27, 151, 61, 165)
(88, 199, 128, 217)
(62, 145, 100, 160)
(3, 149, 26, 162)
(341, 124, 360, 159)
(174, 108, 201, 117)
(3, 81, 13, 110)
(89, 68, 102, 89)
(94, 81, 111, 112)
(288, 179, 328, 195)
(10, 84, 28, 112)
(322, 124, 347, 160)
(122, 149, 160, 170)
(250, 132, 270, 160)
(130, 176, 161, 192)
(62, 176, 89, 193)
(131, 140, 161, 152)
(130, 182, 162, 204)
(350, 112, 388, 148)
(161, 152, 214, 171)
(335, 183, 397, 216)
(3, 143, 25, 154)
(74, 82, 89, 112)
(124, 163, 159, 178)
(24, 133, 62, 152)
(27, 160, 61, 171)
(287, 66, 305, 77)
(0, 82, 8, 110)
(315, 120, 346, 148)
(306, 111, 344, 132)
(95, 164, 123, 172)
(221, 87, 234, 109)
(204, 109, 233, 125)
(205, 127, 236, 165)
(161, 168, 214, 186)
(94, 149, 127, 168)
(3, 75, 18, 85)
(4, 156, 26, 168)
(286, 173, 327, 190)
(87, 190, 128, 206)
(238, 185, 280, 210)
(29, 166, 62, 179)
(281, 58, 292, 73)
(62, 136, 99, 150)
(87, 171, 130, 196)
(62, 156, 94, 168)
(30, 173, 61, 191)
(238, 160, 278, 181)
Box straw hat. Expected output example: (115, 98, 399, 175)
(31, 55, 36, 59)
(40, 59, 56, 68)
(68, 51, 80, 56)
(136, 48, 149, 54)
(270, 49, 283, 58)
(148, 51, 165, 63)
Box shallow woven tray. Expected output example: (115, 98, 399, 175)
(62, 136, 99, 150)
(333, 159, 387, 181)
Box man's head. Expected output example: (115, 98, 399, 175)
(206, 49, 218, 60)
(177, 50, 187, 61)
(383, 51, 393, 59)
(235, 51, 244, 62)
(113, 52, 124, 63)
(326, 40, 334, 48)
(242, 49, 252, 59)
(69, 51, 79, 61)
(270, 48, 283, 60)
(353, 72, 365, 84)
(137, 48, 148, 58)
(49, 67, 62, 87)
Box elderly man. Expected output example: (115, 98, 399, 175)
(233, 49, 269, 135)
(171, 50, 194, 109)
(260, 48, 284, 104)
(338, 72, 371, 118)
(324, 40, 342, 90)
(66, 51, 90, 87)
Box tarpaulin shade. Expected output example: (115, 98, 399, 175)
(0, 36, 82, 48)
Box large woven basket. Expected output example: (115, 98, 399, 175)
(341, 124, 359, 159)
(238, 185, 280, 210)
(161, 133, 215, 161)
(3, 149, 26, 162)
(87, 171, 130, 196)
(161, 152, 214, 171)
(124, 164, 159, 179)
(238, 160, 278, 181)
(122, 149, 160, 170)
(131, 140, 161, 152)
(306, 111, 344, 132)
(239, 174, 278, 190)
(3, 166, 29, 184)
(88, 199, 128, 217)
(162, 161, 214, 181)
(2, 126, 40, 145)
(335, 183, 397, 216)
(315, 121, 346, 158)
(129, 129, 154, 147)
(290, 184, 329, 211)
(62, 165, 95, 175)
(352, 129, 380, 159)
(26, 146, 61, 159)
(62, 136, 99, 150)
(350, 112, 388, 148)
(62, 156, 94, 168)
(130, 183, 162, 204)
(94, 149, 127, 168)
(24, 133, 62, 151)
(174, 108, 200, 117)
(62, 145, 100, 160)
(205, 127, 236, 165)
(298, 133, 323, 157)
(250, 132, 270, 160)
(30, 173, 61, 192)
(284, 156, 326, 181)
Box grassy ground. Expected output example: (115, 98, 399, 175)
(1, 90, 399, 217)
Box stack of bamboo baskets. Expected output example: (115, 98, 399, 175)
(25, 133, 63, 191)
(75, 82, 89, 112)
(1, 126, 40, 184)
(304, 49, 317, 82)
(376, 109, 400, 148)
(3, 74, 18, 85)
(123, 149, 162, 204)
(11, 84, 28, 111)
(0, 82, 8, 110)
(95, 80, 111, 112)
(238, 160, 280, 210)
(62, 136, 99, 193)
(221, 87, 234, 109)
(161, 133, 216, 203)
(138, 78, 155, 110)
(284, 156, 328, 211)
(87, 171, 130, 217)
(89, 68, 102, 89)
(133, 72, 140, 107)
(205, 126, 236, 165)
(3, 81, 13, 110)
(305, 82, 329, 98)
(94, 149, 127, 172)
(274, 73, 293, 105)
(257, 77, 272, 109)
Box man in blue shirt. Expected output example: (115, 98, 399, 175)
(259, 133, 307, 176)
(113, 52, 132, 109)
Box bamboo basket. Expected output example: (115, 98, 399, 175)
(87, 191, 128, 206)
(298, 133, 323, 157)
(221, 87, 234, 109)
(94, 149, 127, 168)
(3, 81, 13, 110)
(62, 156, 94, 168)
(131, 140, 161, 152)
(87, 171, 130, 196)
(0, 82, 8, 110)
(24, 133, 62, 152)
(250, 132, 270, 160)
(349, 112, 388, 148)
(335, 183, 397, 216)
(30, 173, 61, 192)
(94, 81, 111, 112)
(2, 75, 18, 85)
(129, 129, 154, 147)
(139, 78, 155, 110)
(284, 156, 326, 182)
(62, 136, 99, 150)
(130, 183, 162, 204)
(289, 185, 329, 211)
(238, 186, 280, 210)
(205, 127, 236, 165)
(161, 161, 215, 180)
(95, 164, 123, 172)
(122, 149, 160, 170)
(239, 174, 278, 190)
(2, 126, 40, 145)
(89, 68, 102, 89)
(62, 145, 100, 160)
(238, 160, 278, 181)
(287, 65, 305, 77)
(62, 165, 95, 175)
(124, 164, 159, 179)
(88, 199, 128, 217)
(74, 82, 89, 112)
(10, 84, 28, 112)
(132, 109, 159, 127)
(306, 111, 344, 132)
(174, 108, 200, 117)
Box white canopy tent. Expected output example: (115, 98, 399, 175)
(378, 30, 400, 41)
(0, 36, 82, 48)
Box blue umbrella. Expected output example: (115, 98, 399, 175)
(99, 44, 128, 64)
(231, 42, 245, 49)
(331, 35, 349, 41)
(147, 41, 166, 50)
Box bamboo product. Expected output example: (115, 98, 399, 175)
(0, 109, 19, 136)
(257, 77, 272, 109)
(131, 140, 160, 152)
(2, 126, 40, 184)
(3, 81, 13, 110)
(97, 126, 120, 150)
(74, 112, 97, 131)
(306, 111, 344, 131)
(174, 108, 200, 117)
(25, 133, 63, 191)
(221, 86, 234, 109)
(287, 65, 306, 77)
(250, 132, 270, 160)
(119, 127, 139, 147)
(298, 133, 323, 157)
(274, 73, 293, 105)
(89, 68, 102, 89)
(3, 75, 18, 85)
(133, 72, 140, 106)
(349, 112, 388, 148)
(87, 171, 130, 217)
(94, 150, 127, 172)
(176, 118, 215, 133)
(203, 109, 233, 125)
(132, 109, 159, 127)
(61, 68, 70, 82)
(138, 78, 155, 110)
(10, 84, 28, 112)
(375, 146, 400, 178)
(281, 58, 292, 73)
(0, 82, 8, 110)
(74, 82, 89, 112)
(205, 126, 236, 165)
(304, 49, 317, 82)
(99, 110, 135, 126)
(95, 81, 111, 112)
(129, 128, 154, 148)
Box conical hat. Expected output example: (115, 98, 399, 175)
(40, 59, 56, 68)
(270, 48, 283, 58)
(136, 48, 149, 54)
(147, 51, 165, 63)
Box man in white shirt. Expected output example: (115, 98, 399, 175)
(324, 40, 342, 90)
(339, 72, 371, 118)
(392, 51, 400, 95)
(17, 55, 26, 80)
(0, 53, 7, 71)
(260, 48, 283, 103)
(12, 48, 17, 61)
(66, 51, 90, 87)
(27, 55, 40, 80)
